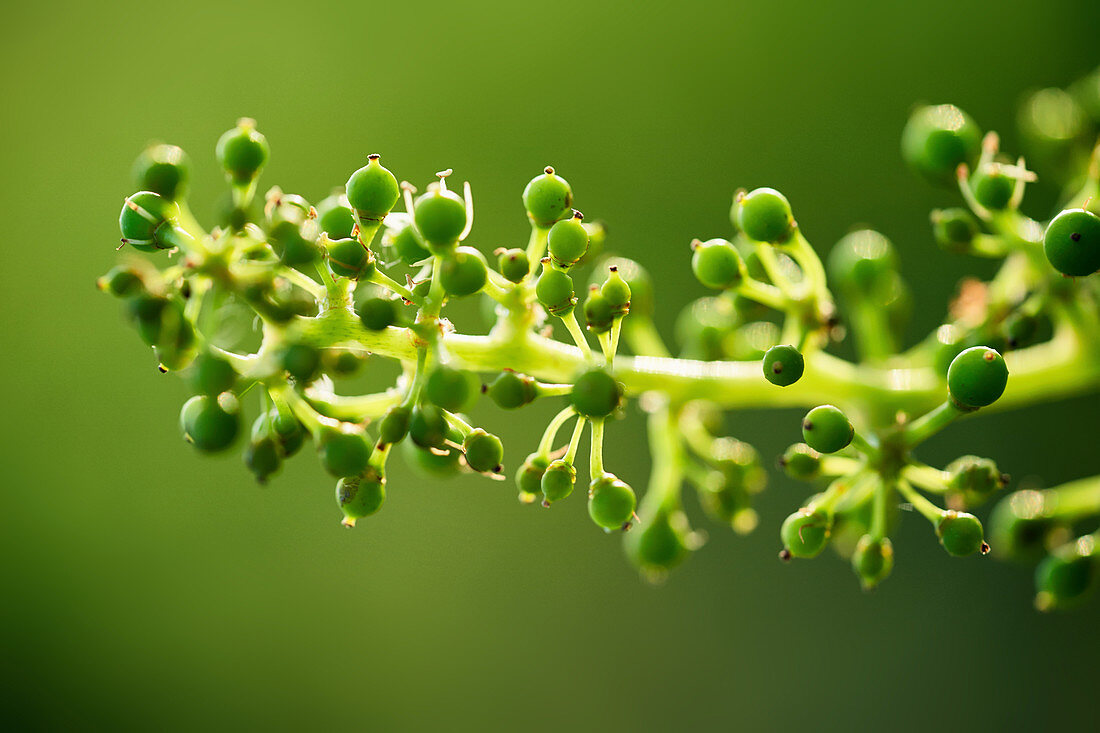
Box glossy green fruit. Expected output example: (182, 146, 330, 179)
(98, 265, 143, 298)
(497, 248, 530, 283)
(189, 352, 237, 395)
(409, 403, 449, 449)
(547, 213, 589, 267)
(779, 443, 821, 480)
(414, 188, 466, 247)
(488, 370, 538, 409)
(424, 365, 479, 413)
(345, 154, 400, 222)
(463, 429, 504, 473)
(901, 104, 981, 184)
(625, 509, 692, 574)
(947, 346, 1008, 409)
(583, 289, 615, 333)
(318, 426, 372, 477)
(828, 229, 898, 300)
(389, 224, 430, 264)
(244, 435, 282, 484)
(600, 267, 631, 313)
(180, 394, 241, 453)
(762, 344, 804, 387)
(570, 368, 623, 418)
(268, 219, 319, 266)
(946, 455, 1007, 506)
(541, 459, 577, 504)
(931, 208, 980, 253)
(1035, 546, 1097, 610)
(1002, 312, 1039, 350)
(588, 473, 636, 531)
(516, 454, 549, 500)
(326, 237, 375, 280)
(801, 405, 854, 454)
(132, 143, 189, 200)
(936, 510, 987, 557)
(127, 295, 184, 347)
(359, 297, 398, 331)
(119, 191, 182, 251)
(594, 257, 651, 317)
(280, 343, 322, 384)
(1043, 208, 1100, 277)
(971, 166, 1015, 211)
(852, 535, 894, 589)
(691, 238, 744, 289)
(315, 192, 357, 240)
(780, 507, 831, 558)
(378, 404, 412, 445)
(269, 411, 306, 457)
(439, 246, 488, 297)
(535, 266, 575, 316)
(336, 468, 387, 526)
(215, 118, 269, 185)
(523, 167, 573, 227)
(734, 187, 794, 243)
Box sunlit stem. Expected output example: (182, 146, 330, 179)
(589, 418, 605, 480)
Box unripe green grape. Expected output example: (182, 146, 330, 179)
(801, 405, 854, 454)
(322, 348, 364, 377)
(269, 411, 306, 457)
(516, 454, 549, 501)
(588, 473, 636, 531)
(936, 510, 987, 557)
(97, 265, 144, 298)
(127, 295, 183, 347)
(691, 238, 744, 289)
(119, 191, 181, 251)
(216, 118, 269, 185)
(345, 154, 400, 222)
(970, 166, 1016, 211)
(154, 320, 199, 372)
(1001, 312, 1039, 350)
(734, 187, 794, 243)
(279, 342, 322, 384)
(402, 430, 463, 477)
(625, 509, 692, 574)
(463, 428, 504, 473)
(326, 237, 375, 280)
(378, 404, 412, 445)
(336, 468, 387, 526)
(359, 297, 398, 331)
(541, 459, 577, 504)
(779, 443, 822, 480)
(946, 455, 1007, 507)
(318, 426, 372, 478)
(547, 212, 589, 267)
(409, 403, 449, 449)
(315, 192, 357, 240)
(1035, 545, 1097, 610)
(852, 535, 894, 589)
(1043, 208, 1100, 277)
(389, 224, 430, 264)
(828, 229, 898, 301)
(600, 267, 631, 313)
(762, 344, 804, 387)
(424, 365, 479, 413)
(497, 248, 530, 283)
(180, 394, 241, 454)
(189, 352, 237, 396)
(570, 368, 623, 418)
(947, 346, 1008, 409)
(523, 166, 573, 227)
(593, 257, 652, 317)
(268, 219, 319, 266)
(535, 266, 575, 316)
(439, 246, 488, 297)
(244, 435, 282, 484)
(132, 143, 189, 201)
(901, 104, 981, 184)
(488, 370, 538, 409)
(583, 289, 615, 333)
(931, 208, 980, 253)
(780, 507, 831, 558)
(414, 188, 466, 247)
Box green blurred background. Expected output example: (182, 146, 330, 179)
(2, 0, 1098, 729)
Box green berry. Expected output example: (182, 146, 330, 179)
(852, 535, 894, 589)
(570, 368, 623, 418)
(132, 143, 189, 200)
(409, 404, 449, 449)
(780, 507, 831, 559)
(594, 257, 651, 317)
(516, 454, 549, 501)
(414, 188, 466, 247)
(244, 434, 282, 484)
(127, 295, 184, 347)
(463, 429, 504, 473)
(600, 267, 631, 314)
(497, 248, 530, 283)
(389, 224, 430, 264)
(189, 352, 237, 395)
(547, 212, 589, 267)
(345, 154, 400, 222)
(425, 365, 479, 413)
(488, 370, 538, 409)
(359, 297, 398, 331)
(439, 246, 488, 297)
(1043, 208, 1100, 277)
(946, 455, 1007, 506)
(215, 118, 269, 185)
(1002, 312, 1039, 350)
(315, 192, 357, 240)
(336, 468, 387, 527)
(119, 191, 183, 251)
(625, 509, 692, 575)
(779, 443, 821, 480)
(97, 265, 143, 298)
(971, 165, 1016, 211)
(323, 348, 364, 377)
(523, 167, 573, 227)
(541, 459, 577, 505)
(270, 411, 306, 457)
(318, 426, 372, 478)
(735, 187, 794, 243)
(1035, 545, 1097, 610)
(762, 344, 804, 387)
(931, 208, 980, 253)
(801, 405, 854, 454)
(535, 266, 575, 316)
(326, 236, 375, 280)
(828, 229, 898, 300)
(901, 104, 981, 184)
(268, 219, 319, 266)
(691, 238, 744, 289)
(180, 394, 240, 453)
(280, 343, 322, 384)
(936, 510, 987, 557)
(378, 405, 411, 445)
(587, 473, 636, 531)
(583, 289, 615, 334)
(947, 346, 1008, 409)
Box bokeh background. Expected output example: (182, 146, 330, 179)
(2, 0, 1098, 729)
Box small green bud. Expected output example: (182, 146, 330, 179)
(780, 507, 831, 559)
(497, 248, 530, 283)
(931, 208, 980, 253)
(587, 473, 636, 531)
(424, 365, 479, 413)
(1043, 208, 1100, 277)
(936, 510, 988, 557)
(180, 393, 241, 454)
(691, 238, 744, 289)
(189, 352, 237, 396)
(409, 404, 449, 449)
(414, 187, 467, 248)
(463, 428, 504, 473)
(947, 346, 1008, 409)
(317, 425, 372, 478)
(734, 187, 794, 243)
(535, 266, 576, 316)
(216, 118, 269, 186)
(516, 453, 550, 502)
(279, 342, 322, 384)
(439, 246, 488, 297)
(600, 267, 631, 314)
(315, 192, 357, 240)
(570, 368, 623, 418)
(541, 459, 577, 505)
(801, 405, 854, 454)
(762, 344, 805, 387)
(625, 509, 693, 576)
(523, 166, 573, 227)
(132, 143, 189, 200)
(97, 265, 144, 298)
(547, 211, 589, 267)
(901, 104, 981, 184)
(119, 191, 185, 252)
(779, 443, 822, 480)
(852, 535, 894, 589)
(583, 288, 615, 334)
(1035, 544, 1097, 611)
(325, 235, 376, 280)
(488, 370, 538, 410)
(345, 154, 400, 222)
(336, 467, 386, 527)
(378, 405, 412, 445)
(358, 297, 399, 331)
(388, 224, 430, 264)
